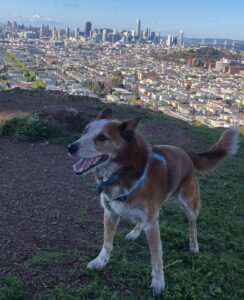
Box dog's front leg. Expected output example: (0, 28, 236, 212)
(87, 209, 120, 270)
(145, 220, 165, 294)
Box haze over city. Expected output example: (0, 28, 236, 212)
(0, 0, 244, 40)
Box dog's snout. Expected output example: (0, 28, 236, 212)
(68, 143, 78, 155)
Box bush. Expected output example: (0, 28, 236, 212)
(0, 115, 64, 141)
(31, 79, 46, 90)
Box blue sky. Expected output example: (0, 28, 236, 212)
(0, 0, 243, 40)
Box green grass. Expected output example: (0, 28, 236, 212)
(0, 274, 25, 300)
(25, 250, 79, 268)
(0, 103, 243, 299)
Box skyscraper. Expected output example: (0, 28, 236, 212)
(75, 27, 80, 38)
(57, 29, 61, 39)
(178, 31, 184, 47)
(136, 19, 141, 40)
(52, 27, 57, 39)
(85, 21, 92, 37)
(166, 35, 172, 47)
(40, 24, 45, 38)
(66, 27, 70, 38)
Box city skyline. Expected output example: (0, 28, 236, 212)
(0, 0, 244, 40)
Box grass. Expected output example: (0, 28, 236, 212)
(0, 275, 25, 300)
(0, 104, 243, 299)
(24, 250, 79, 268)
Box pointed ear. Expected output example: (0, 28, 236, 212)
(97, 108, 112, 120)
(119, 116, 143, 134)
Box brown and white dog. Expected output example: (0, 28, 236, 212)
(68, 108, 239, 293)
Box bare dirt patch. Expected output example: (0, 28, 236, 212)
(0, 138, 104, 297)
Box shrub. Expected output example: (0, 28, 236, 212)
(31, 79, 46, 90)
(0, 115, 64, 142)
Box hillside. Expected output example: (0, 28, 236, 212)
(0, 89, 243, 299)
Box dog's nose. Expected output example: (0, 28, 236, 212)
(68, 143, 78, 155)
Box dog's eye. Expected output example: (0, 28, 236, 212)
(97, 134, 109, 142)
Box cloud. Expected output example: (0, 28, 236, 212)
(10, 14, 62, 26)
(12, 14, 50, 21)
(30, 14, 41, 20)
(64, 3, 79, 8)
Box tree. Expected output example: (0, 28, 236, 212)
(31, 79, 46, 90)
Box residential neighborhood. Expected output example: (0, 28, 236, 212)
(0, 21, 244, 128)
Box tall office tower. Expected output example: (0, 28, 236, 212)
(66, 27, 70, 38)
(173, 36, 177, 46)
(95, 34, 101, 43)
(57, 29, 61, 39)
(126, 32, 132, 43)
(178, 31, 184, 47)
(147, 28, 151, 39)
(40, 23, 45, 38)
(52, 27, 57, 39)
(166, 35, 172, 47)
(155, 32, 160, 43)
(102, 29, 108, 42)
(75, 27, 80, 38)
(85, 21, 92, 37)
(136, 19, 141, 40)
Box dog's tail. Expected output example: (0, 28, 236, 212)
(188, 128, 239, 173)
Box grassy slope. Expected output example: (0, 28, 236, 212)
(0, 99, 243, 300)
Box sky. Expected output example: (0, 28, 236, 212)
(0, 0, 243, 40)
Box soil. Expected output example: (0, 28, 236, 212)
(0, 137, 104, 297)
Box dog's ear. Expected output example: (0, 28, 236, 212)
(97, 108, 112, 120)
(119, 116, 143, 139)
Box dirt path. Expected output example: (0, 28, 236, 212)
(0, 138, 104, 297)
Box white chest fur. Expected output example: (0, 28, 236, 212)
(100, 194, 147, 224)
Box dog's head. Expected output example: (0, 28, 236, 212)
(68, 109, 142, 175)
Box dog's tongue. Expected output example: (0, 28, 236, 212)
(73, 157, 95, 173)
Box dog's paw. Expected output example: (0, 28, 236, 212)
(87, 256, 108, 270)
(189, 242, 199, 253)
(125, 229, 141, 241)
(150, 277, 165, 294)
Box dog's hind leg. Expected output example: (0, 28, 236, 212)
(177, 174, 201, 253)
(87, 209, 120, 270)
(125, 223, 143, 241)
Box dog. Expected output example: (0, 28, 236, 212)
(68, 108, 239, 293)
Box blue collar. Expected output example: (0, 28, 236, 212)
(96, 152, 166, 201)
